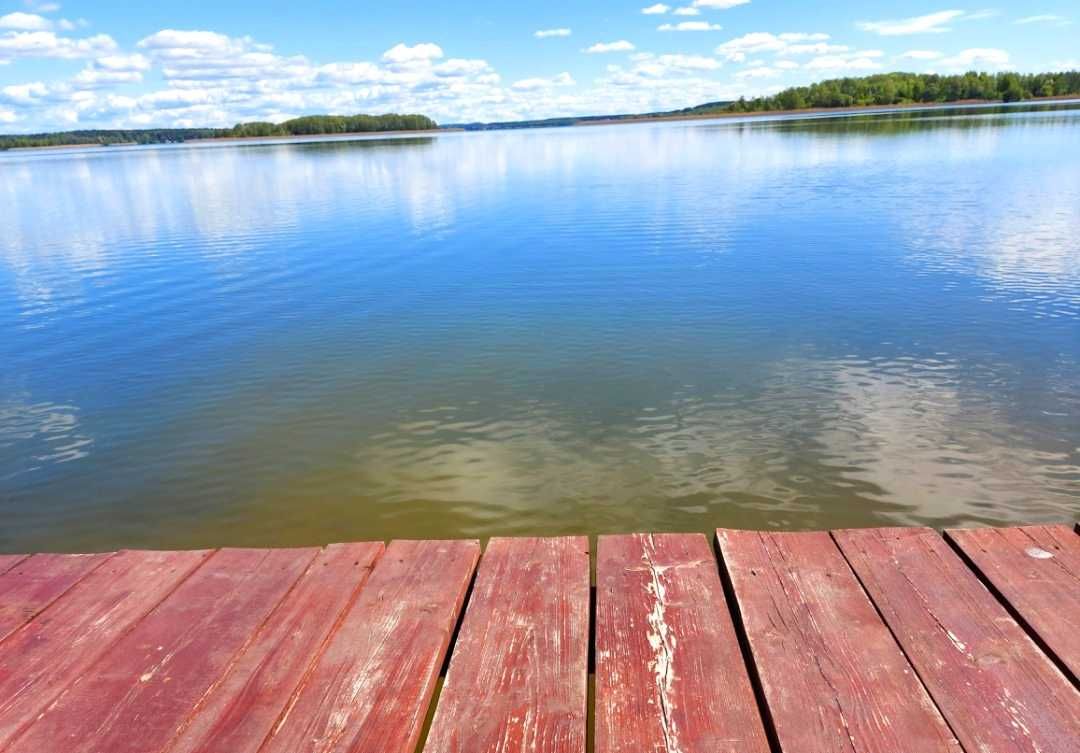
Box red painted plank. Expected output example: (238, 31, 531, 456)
(6, 547, 317, 753)
(835, 527, 1080, 753)
(595, 533, 769, 753)
(0, 552, 112, 642)
(424, 537, 590, 753)
(0, 549, 211, 750)
(261, 539, 479, 753)
(0, 558, 27, 578)
(946, 525, 1080, 683)
(164, 542, 384, 753)
(717, 529, 961, 753)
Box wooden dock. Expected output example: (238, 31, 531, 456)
(0, 525, 1077, 752)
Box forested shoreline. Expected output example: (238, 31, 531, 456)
(707, 71, 1080, 114)
(0, 113, 437, 150)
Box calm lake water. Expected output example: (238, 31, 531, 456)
(2, 103, 1079, 552)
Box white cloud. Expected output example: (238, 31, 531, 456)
(693, 0, 750, 8)
(714, 31, 830, 61)
(534, 28, 571, 38)
(804, 52, 883, 71)
(511, 72, 574, 90)
(899, 50, 944, 60)
(674, 7, 700, 15)
(585, 40, 635, 53)
(94, 53, 151, 71)
(641, 3, 670, 13)
(0, 30, 115, 61)
(936, 47, 1011, 71)
(1, 81, 48, 104)
(658, 21, 722, 31)
(857, 10, 965, 36)
(381, 42, 444, 65)
(0, 12, 52, 30)
(1015, 14, 1070, 25)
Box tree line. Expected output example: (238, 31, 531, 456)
(0, 113, 437, 150)
(713, 71, 1080, 114)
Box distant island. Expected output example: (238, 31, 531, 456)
(0, 113, 437, 151)
(3, 71, 1079, 148)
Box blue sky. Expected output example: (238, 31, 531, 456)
(0, 1, 1076, 131)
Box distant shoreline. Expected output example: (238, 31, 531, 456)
(187, 127, 456, 145)
(5, 95, 1077, 153)
(574, 94, 1080, 128)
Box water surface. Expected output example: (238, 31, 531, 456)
(2, 103, 1079, 551)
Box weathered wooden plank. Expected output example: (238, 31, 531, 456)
(164, 542, 384, 753)
(262, 539, 479, 753)
(423, 536, 589, 753)
(0, 549, 211, 750)
(835, 527, 1080, 753)
(0, 552, 112, 642)
(718, 529, 961, 753)
(595, 533, 769, 753)
(6, 547, 317, 753)
(0, 556, 27, 577)
(946, 525, 1080, 683)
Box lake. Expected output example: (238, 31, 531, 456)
(2, 102, 1078, 552)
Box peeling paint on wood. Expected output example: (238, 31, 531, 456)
(718, 529, 961, 753)
(946, 525, 1080, 684)
(5, 547, 316, 753)
(164, 542, 383, 753)
(835, 527, 1080, 753)
(0, 552, 112, 642)
(0, 549, 210, 750)
(423, 537, 589, 753)
(262, 539, 478, 753)
(596, 533, 769, 753)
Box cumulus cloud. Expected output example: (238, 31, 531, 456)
(804, 51, 884, 71)
(674, 7, 700, 15)
(856, 10, 965, 36)
(658, 21, 722, 31)
(0, 30, 115, 61)
(641, 3, 670, 13)
(714, 31, 830, 61)
(0, 12, 52, 30)
(381, 42, 444, 65)
(935, 47, 1011, 71)
(534, 28, 571, 38)
(585, 40, 635, 53)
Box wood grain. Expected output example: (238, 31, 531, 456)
(0, 558, 26, 578)
(0, 549, 210, 750)
(595, 533, 769, 753)
(0, 552, 112, 642)
(718, 529, 961, 753)
(835, 527, 1080, 753)
(164, 542, 384, 753)
(6, 547, 316, 753)
(423, 537, 590, 753)
(946, 525, 1080, 683)
(263, 539, 479, 753)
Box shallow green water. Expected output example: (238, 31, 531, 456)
(2, 103, 1078, 551)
